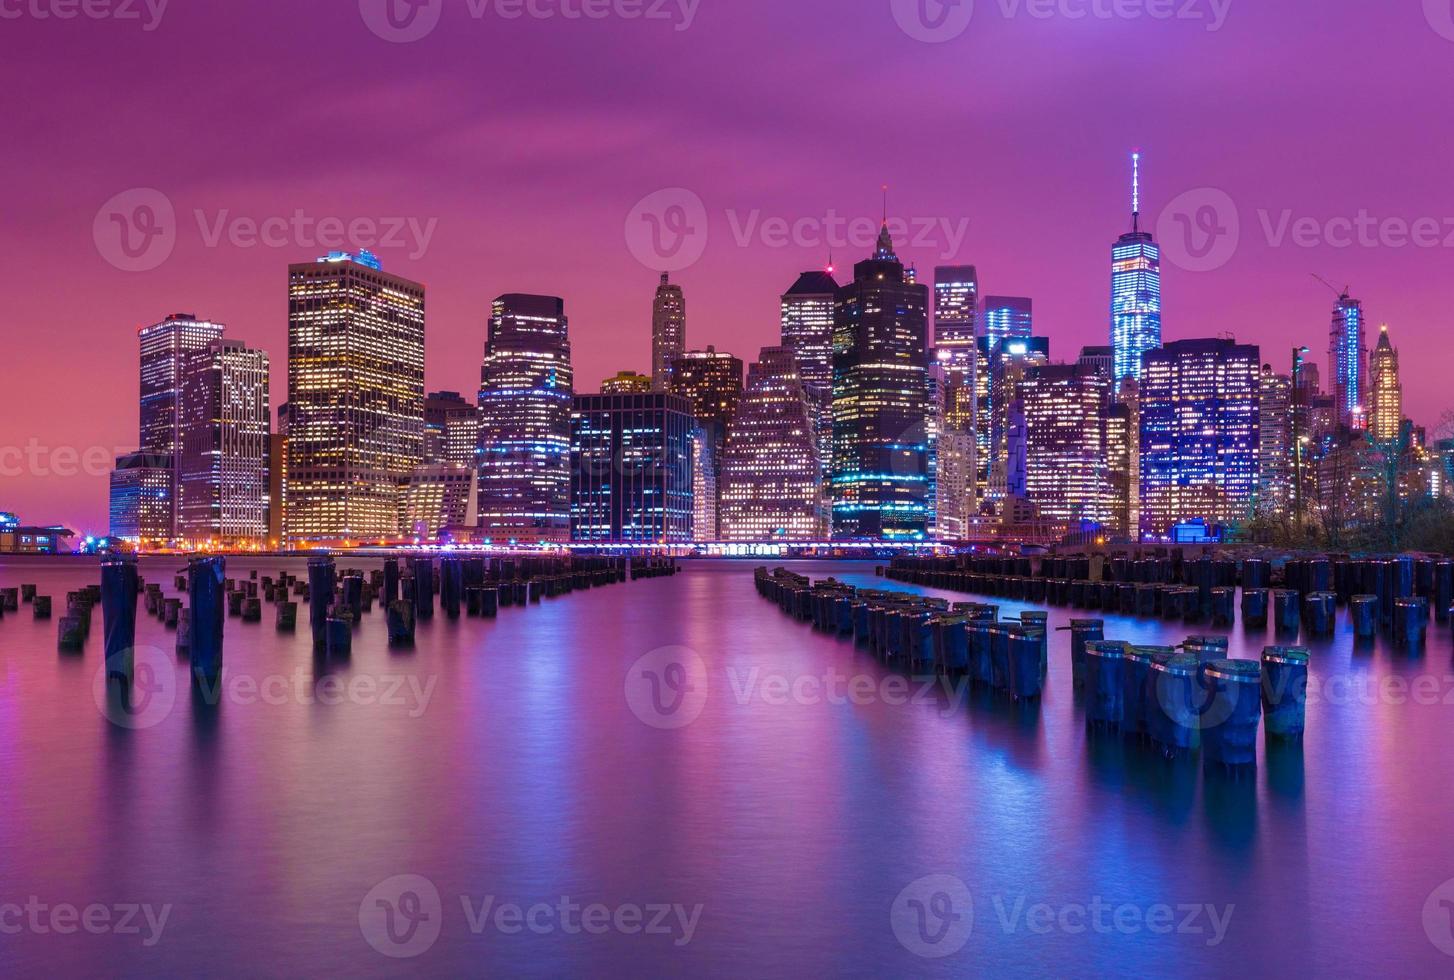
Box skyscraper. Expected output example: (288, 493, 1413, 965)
(1110, 153, 1162, 388)
(651, 273, 686, 390)
(570, 392, 695, 543)
(425, 391, 480, 469)
(981, 296, 1033, 350)
(1104, 382, 1138, 538)
(933, 266, 979, 373)
(988, 337, 1050, 505)
(781, 269, 839, 491)
(1021, 363, 1110, 525)
(109, 452, 174, 544)
(933, 266, 979, 529)
(666, 347, 744, 431)
(476, 294, 574, 543)
(1258, 365, 1294, 516)
(830, 225, 931, 540)
(136, 313, 226, 538)
(286, 251, 425, 544)
(1139, 338, 1261, 538)
(1369, 324, 1403, 443)
(177, 339, 271, 546)
(719, 346, 827, 541)
(1328, 290, 1366, 430)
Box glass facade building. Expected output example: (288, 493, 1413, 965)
(1110, 154, 1162, 387)
(425, 390, 480, 469)
(830, 226, 931, 540)
(1021, 363, 1110, 525)
(476, 294, 574, 544)
(1139, 338, 1261, 539)
(109, 451, 175, 544)
(1328, 291, 1366, 430)
(981, 296, 1033, 351)
(286, 252, 426, 544)
(570, 392, 695, 544)
(720, 346, 827, 541)
(781, 270, 838, 488)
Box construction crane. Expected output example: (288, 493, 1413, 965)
(1310, 273, 1350, 301)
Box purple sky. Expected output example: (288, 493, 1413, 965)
(4, 0, 1454, 534)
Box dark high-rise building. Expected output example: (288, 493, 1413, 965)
(651, 273, 686, 390)
(980, 296, 1032, 351)
(286, 251, 426, 544)
(666, 347, 743, 431)
(178, 339, 271, 546)
(1139, 338, 1261, 539)
(1328, 290, 1366, 430)
(1110, 152, 1162, 388)
(1078, 345, 1114, 379)
(781, 269, 839, 490)
(719, 346, 827, 541)
(570, 392, 695, 544)
(830, 225, 931, 540)
(476, 294, 574, 544)
(425, 391, 480, 469)
(1258, 365, 1293, 517)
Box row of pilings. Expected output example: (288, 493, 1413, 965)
(884, 553, 1449, 648)
(15, 553, 679, 693)
(756, 567, 1308, 771)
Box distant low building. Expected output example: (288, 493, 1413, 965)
(399, 464, 478, 540)
(109, 451, 175, 544)
(0, 514, 74, 554)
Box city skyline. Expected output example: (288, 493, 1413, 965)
(7, 3, 1454, 535)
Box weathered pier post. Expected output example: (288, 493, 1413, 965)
(308, 556, 336, 652)
(1261, 647, 1309, 741)
(189, 556, 226, 686)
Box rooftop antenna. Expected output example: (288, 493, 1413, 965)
(882, 184, 889, 225)
(1131, 150, 1141, 234)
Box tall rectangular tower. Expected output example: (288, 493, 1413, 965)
(178, 339, 271, 545)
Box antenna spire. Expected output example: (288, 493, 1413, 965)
(882, 184, 889, 225)
(1131, 150, 1141, 234)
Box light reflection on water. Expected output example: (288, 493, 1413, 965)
(0, 556, 1451, 977)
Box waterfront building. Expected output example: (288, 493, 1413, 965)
(286, 251, 425, 544)
(651, 273, 686, 389)
(108, 451, 174, 544)
(476, 294, 574, 543)
(267, 404, 288, 548)
(1139, 338, 1261, 539)
(1258, 366, 1294, 516)
(830, 225, 931, 540)
(1110, 153, 1162, 386)
(570, 392, 695, 543)
(666, 347, 741, 539)
(781, 269, 840, 494)
(720, 347, 826, 541)
(399, 464, 479, 540)
(177, 339, 271, 546)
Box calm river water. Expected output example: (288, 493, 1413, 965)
(2, 557, 1452, 977)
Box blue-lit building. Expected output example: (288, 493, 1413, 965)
(570, 392, 695, 544)
(1139, 338, 1261, 539)
(476, 294, 574, 543)
(980, 295, 1032, 351)
(1328, 291, 1366, 430)
(1110, 154, 1162, 388)
(830, 225, 930, 540)
(109, 451, 175, 544)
